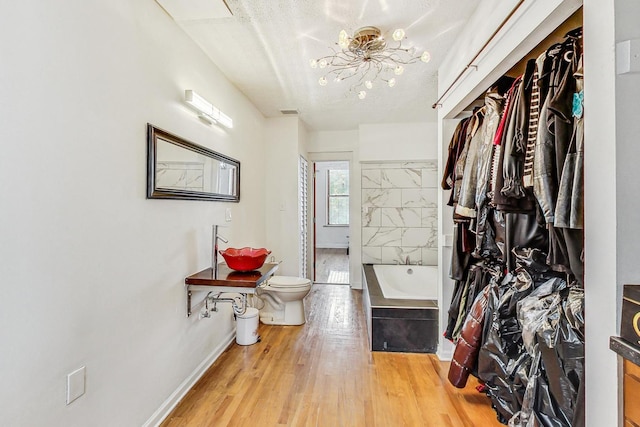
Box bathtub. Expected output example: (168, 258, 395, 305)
(362, 264, 439, 353)
(372, 264, 438, 300)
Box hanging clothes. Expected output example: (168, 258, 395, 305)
(522, 52, 548, 189)
(456, 89, 505, 219)
(501, 59, 535, 202)
(453, 111, 484, 211)
(492, 76, 521, 211)
(442, 26, 585, 427)
(554, 53, 584, 229)
(442, 117, 472, 206)
(533, 34, 584, 284)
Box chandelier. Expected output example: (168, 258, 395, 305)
(310, 26, 431, 99)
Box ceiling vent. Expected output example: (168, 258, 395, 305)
(280, 109, 299, 115)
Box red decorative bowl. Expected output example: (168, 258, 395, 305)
(219, 247, 271, 272)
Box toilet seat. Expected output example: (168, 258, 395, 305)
(267, 276, 311, 288)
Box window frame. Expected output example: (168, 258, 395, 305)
(326, 169, 349, 226)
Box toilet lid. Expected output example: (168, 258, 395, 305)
(268, 276, 311, 288)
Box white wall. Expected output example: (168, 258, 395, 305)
(264, 117, 309, 276)
(581, 2, 617, 425)
(0, 1, 268, 426)
(612, 1, 640, 304)
(436, 118, 464, 360)
(314, 161, 350, 249)
(359, 122, 437, 161)
(307, 129, 358, 153)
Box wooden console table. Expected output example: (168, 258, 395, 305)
(184, 262, 280, 317)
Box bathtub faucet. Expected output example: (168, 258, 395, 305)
(403, 255, 422, 266)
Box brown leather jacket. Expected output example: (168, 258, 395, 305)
(448, 284, 491, 388)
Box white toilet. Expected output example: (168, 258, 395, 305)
(256, 276, 312, 325)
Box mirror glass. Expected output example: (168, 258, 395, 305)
(147, 124, 240, 202)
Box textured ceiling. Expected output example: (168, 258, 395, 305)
(157, 0, 479, 131)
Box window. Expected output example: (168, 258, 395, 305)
(327, 169, 349, 225)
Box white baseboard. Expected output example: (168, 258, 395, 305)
(437, 348, 453, 361)
(143, 331, 236, 427)
(315, 244, 349, 249)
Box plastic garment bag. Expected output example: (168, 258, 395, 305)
(510, 281, 584, 427)
(477, 268, 537, 423)
(477, 248, 568, 424)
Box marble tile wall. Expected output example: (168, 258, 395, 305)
(361, 161, 438, 265)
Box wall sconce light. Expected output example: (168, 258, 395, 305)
(184, 90, 233, 129)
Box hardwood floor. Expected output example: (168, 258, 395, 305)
(314, 248, 349, 284)
(161, 285, 503, 427)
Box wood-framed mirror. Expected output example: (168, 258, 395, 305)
(147, 124, 240, 202)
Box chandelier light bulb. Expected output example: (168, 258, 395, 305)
(392, 28, 405, 42)
(314, 25, 429, 98)
(338, 30, 350, 49)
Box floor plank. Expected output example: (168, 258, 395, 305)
(160, 284, 503, 427)
(315, 248, 349, 284)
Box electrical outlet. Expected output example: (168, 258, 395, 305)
(225, 208, 232, 222)
(66, 366, 86, 405)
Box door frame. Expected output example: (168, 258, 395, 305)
(307, 153, 354, 285)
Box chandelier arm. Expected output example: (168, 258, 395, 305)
(369, 62, 387, 83)
(366, 56, 395, 74)
(325, 61, 370, 82)
(346, 64, 371, 91)
(334, 71, 358, 82)
(315, 46, 359, 64)
(330, 54, 368, 70)
(327, 69, 359, 82)
(377, 50, 418, 64)
(338, 57, 361, 67)
(326, 50, 363, 66)
(357, 61, 384, 87)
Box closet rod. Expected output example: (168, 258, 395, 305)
(432, 0, 526, 109)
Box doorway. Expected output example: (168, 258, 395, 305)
(313, 161, 350, 284)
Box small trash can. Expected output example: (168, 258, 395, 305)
(236, 307, 259, 345)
